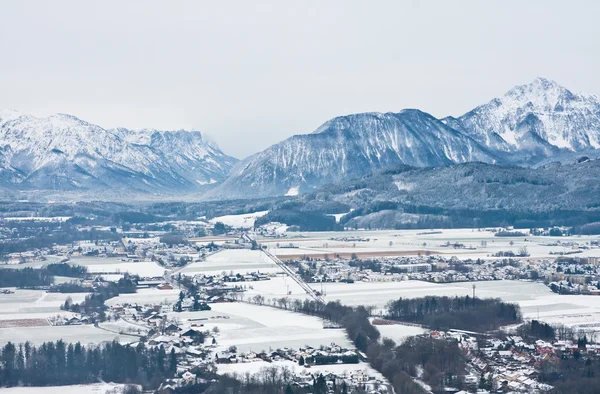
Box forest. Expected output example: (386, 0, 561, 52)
(0, 340, 177, 389)
(0, 263, 87, 288)
(539, 353, 600, 394)
(385, 296, 522, 332)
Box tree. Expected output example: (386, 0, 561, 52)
(169, 348, 177, 374)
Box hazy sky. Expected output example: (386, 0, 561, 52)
(0, 1, 598, 158)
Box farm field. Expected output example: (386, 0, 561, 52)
(372, 321, 428, 343)
(319, 279, 600, 332)
(68, 257, 166, 277)
(169, 302, 352, 354)
(259, 228, 600, 260)
(0, 289, 87, 322)
(180, 249, 280, 276)
(0, 324, 139, 345)
(0, 256, 167, 277)
(106, 288, 180, 307)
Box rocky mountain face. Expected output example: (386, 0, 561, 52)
(207, 78, 600, 199)
(0, 110, 237, 194)
(443, 77, 600, 163)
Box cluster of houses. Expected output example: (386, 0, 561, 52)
(427, 328, 600, 393)
(218, 344, 359, 366)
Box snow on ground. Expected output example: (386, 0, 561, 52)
(209, 211, 269, 228)
(106, 288, 180, 307)
(180, 249, 280, 276)
(373, 321, 428, 344)
(99, 319, 149, 336)
(0, 383, 131, 393)
(285, 187, 299, 196)
(259, 228, 600, 260)
(0, 325, 139, 345)
(0, 257, 168, 278)
(243, 276, 310, 300)
(185, 302, 352, 353)
(321, 279, 600, 331)
(68, 257, 166, 277)
(326, 210, 354, 224)
(0, 289, 87, 320)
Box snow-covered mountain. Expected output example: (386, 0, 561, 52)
(208, 78, 600, 199)
(444, 77, 600, 162)
(206, 109, 499, 199)
(0, 110, 237, 193)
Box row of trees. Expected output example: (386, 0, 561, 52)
(0, 340, 176, 389)
(0, 263, 88, 288)
(0, 267, 53, 288)
(385, 295, 522, 332)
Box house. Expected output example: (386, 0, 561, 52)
(157, 383, 177, 394)
(182, 329, 203, 338)
(182, 371, 197, 384)
(165, 324, 180, 334)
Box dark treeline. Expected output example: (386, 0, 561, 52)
(386, 296, 521, 332)
(43, 263, 87, 278)
(0, 340, 176, 389)
(0, 263, 87, 289)
(255, 200, 342, 231)
(517, 320, 555, 341)
(0, 267, 53, 288)
(335, 199, 600, 231)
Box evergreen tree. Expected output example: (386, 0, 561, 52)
(169, 348, 177, 374)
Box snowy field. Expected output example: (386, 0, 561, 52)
(0, 383, 131, 393)
(0, 289, 87, 321)
(209, 211, 269, 228)
(68, 257, 166, 277)
(180, 249, 281, 276)
(169, 302, 352, 354)
(0, 324, 139, 345)
(373, 322, 428, 344)
(319, 279, 600, 331)
(260, 228, 600, 260)
(106, 288, 180, 307)
(243, 276, 309, 300)
(0, 256, 166, 278)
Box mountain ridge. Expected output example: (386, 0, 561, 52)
(206, 77, 600, 200)
(0, 110, 237, 193)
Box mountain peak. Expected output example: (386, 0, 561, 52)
(0, 109, 23, 124)
(504, 77, 571, 102)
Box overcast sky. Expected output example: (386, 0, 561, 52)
(0, 1, 598, 158)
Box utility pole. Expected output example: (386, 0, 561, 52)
(472, 283, 476, 306)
